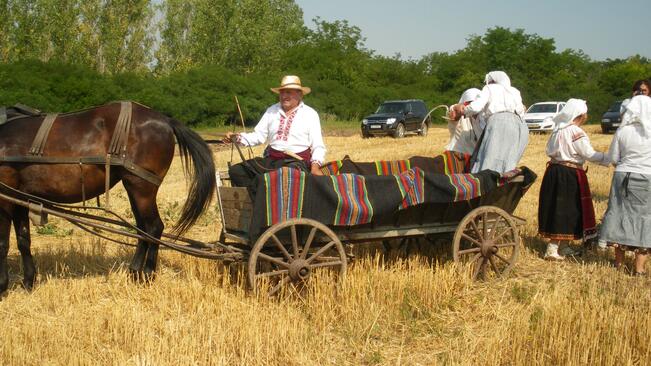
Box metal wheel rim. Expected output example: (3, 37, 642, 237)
(452, 206, 519, 280)
(247, 218, 347, 296)
(396, 123, 405, 138)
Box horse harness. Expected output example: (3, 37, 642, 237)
(0, 101, 162, 207)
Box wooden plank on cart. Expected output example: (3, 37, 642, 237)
(219, 186, 252, 232)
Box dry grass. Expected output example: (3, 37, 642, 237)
(1, 125, 650, 365)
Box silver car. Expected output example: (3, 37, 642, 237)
(523, 102, 565, 132)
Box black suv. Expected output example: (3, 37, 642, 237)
(361, 99, 430, 138)
(601, 100, 623, 133)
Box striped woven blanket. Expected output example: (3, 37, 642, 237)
(262, 167, 306, 226)
(320, 151, 471, 176)
(395, 168, 425, 209)
(249, 166, 536, 239)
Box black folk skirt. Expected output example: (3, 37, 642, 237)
(538, 163, 597, 242)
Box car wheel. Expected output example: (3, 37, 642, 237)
(393, 123, 405, 138)
(601, 127, 608, 134)
(362, 131, 370, 138)
(418, 122, 428, 137)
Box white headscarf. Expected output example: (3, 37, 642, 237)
(621, 95, 651, 137)
(552, 98, 587, 131)
(459, 88, 481, 104)
(484, 71, 511, 87)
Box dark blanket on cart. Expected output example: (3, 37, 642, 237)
(250, 165, 535, 239)
(319, 151, 472, 176)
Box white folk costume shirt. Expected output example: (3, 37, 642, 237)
(608, 95, 651, 174)
(546, 99, 606, 165)
(238, 102, 326, 165)
(446, 88, 483, 154)
(464, 71, 526, 120)
(546, 125, 605, 165)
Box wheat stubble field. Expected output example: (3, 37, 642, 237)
(1, 124, 650, 365)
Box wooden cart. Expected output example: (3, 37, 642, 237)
(217, 170, 533, 295)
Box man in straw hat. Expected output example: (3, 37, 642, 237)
(224, 75, 326, 194)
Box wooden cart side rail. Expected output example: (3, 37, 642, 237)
(334, 211, 525, 243)
(226, 209, 528, 247)
(335, 223, 459, 242)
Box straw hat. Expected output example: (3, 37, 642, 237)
(270, 75, 311, 95)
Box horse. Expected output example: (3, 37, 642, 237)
(0, 101, 216, 293)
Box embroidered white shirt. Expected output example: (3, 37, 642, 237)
(546, 125, 606, 165)
(238, 102, 326, 165)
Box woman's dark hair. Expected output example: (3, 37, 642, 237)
(631, 79, 651, 95)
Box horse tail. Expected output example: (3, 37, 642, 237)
(167, 118, 216, 235)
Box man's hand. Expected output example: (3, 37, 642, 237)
(311, 162, 323, 176)
(223, 132, 239, 144)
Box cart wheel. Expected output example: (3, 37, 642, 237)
(248, 218, 347, 296)
(452, 206, 519, 280)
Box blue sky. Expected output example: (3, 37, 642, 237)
(294, 0, 651, 61)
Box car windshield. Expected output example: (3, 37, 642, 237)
(527, 104, 557, 113)
(608, 101, 622, 112)
(376, 103, 405, 114)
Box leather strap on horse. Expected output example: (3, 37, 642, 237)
(105, 102, 132, 208)
(0, 155, 161, 186)
(109, 102, 132, 157)
(29, 113, 58, 156)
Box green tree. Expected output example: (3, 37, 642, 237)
(1, 0, 154, 73)
(285, 18, 370, 85)
(94, 0, 154, 73)
(0, 0, 10, 61)
(156, 0, 304, 74)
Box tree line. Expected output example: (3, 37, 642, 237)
(1, 0, 650, 126)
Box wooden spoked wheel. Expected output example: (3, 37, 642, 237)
(452, 206, 519, 280)
(247, 218, 347, 296)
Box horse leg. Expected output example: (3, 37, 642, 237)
(0, 210, 12, 294)
(13, 206, 36, 290)
(123, 176, 164, 281)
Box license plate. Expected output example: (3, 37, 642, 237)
(612, 123, 619, 127)
(370, 125, 382, 129)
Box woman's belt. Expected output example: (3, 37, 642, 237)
(549, 159, 585, 170)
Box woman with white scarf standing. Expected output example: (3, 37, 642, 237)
(601, 95, 651, 276)
(453, 71, 528, 173)
(537, 99, 608, 260)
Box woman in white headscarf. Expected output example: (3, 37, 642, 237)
(601, 95, 651, 275)
(537, 99, 608, 260)
(453, 71, 528, 173)
(445, 88, 483, 155)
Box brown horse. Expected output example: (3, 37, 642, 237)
(0, 101, 215, 292)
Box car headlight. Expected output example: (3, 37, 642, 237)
(362, 119, 368, 125)
(386, 118, 396, 124)
(602, 118, 610, 123)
